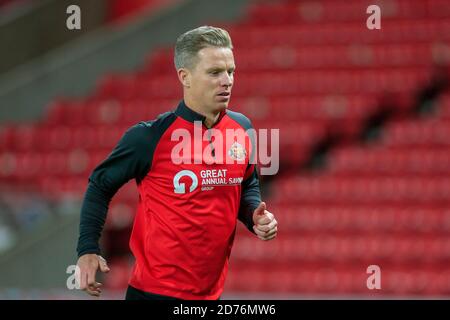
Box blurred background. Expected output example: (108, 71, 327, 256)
(0, 0, 449, 299)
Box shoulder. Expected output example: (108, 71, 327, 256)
(132, 111, 176, 131)
(226, 109, 254, 131)
(127, 111, 176, 134)
(121, 111, 177, 146)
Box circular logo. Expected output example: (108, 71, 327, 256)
(173, 170, 198, 194)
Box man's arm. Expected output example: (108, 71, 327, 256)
(238, 165, 261, 233)
(76, 122, 154, 296)
(76, 122, 154, 257)
(227, 110, 262, 233)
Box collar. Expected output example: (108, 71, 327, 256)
(175, 100, 227, 126)
(175, 100, 206, 122)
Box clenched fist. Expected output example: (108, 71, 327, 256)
(252, 202, 278, 241)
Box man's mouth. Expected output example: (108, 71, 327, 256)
(217, 92, 230, 102)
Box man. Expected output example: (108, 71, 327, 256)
(76, 26, 278, 300)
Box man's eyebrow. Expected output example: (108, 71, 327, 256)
(206, 67, 224, 72)
(206, 66, 236, 72)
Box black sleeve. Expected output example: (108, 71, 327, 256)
(226, 110, 263, 233)
(76, 122, 154, 257)
(238, 166, 261, 233)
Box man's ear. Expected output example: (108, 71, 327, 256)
(177, 68, 191, 88)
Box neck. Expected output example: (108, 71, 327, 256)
(203, 112, 220, 128)
(184, 97, 221, 128)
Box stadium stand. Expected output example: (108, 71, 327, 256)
(0, 0, 449, 298)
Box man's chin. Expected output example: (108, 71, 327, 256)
(213, 102, 228, 112)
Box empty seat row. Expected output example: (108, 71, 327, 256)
(244, 0, 450, 25)
(0, 125, 125, 152)
(226, 264, 450, 295)
(328, 146, 450, 174)
(271, 176, 450, 203)
(0, 150, 109, 178)
(43, 98, 179, 126)
(232, 233, 450, 263)
(233, 43, 440, 70)
(380, 119, 450, 147)
(272, 204, 450, 233)
(230, 19, 449, 47)
(232, 94, 379, 122)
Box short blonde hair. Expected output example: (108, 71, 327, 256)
(174, 26, 233, 70)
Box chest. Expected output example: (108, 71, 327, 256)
(148, 121, 251, 195)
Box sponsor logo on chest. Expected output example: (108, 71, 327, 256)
(173, 169, 243, 194)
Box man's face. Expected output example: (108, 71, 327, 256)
(183, 46, 235, 113)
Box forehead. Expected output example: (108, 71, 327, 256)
(195, 46, 235, 69)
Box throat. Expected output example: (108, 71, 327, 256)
(203, 111, 223, 128)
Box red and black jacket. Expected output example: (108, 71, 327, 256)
(77, 100, 261, 299)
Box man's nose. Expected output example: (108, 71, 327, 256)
(220, 73, 233, 87)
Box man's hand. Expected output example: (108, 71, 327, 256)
(76, 254, 110, 297)
(252, 202, 278, 241)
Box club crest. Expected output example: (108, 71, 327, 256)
(228, 142, 246, 161)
